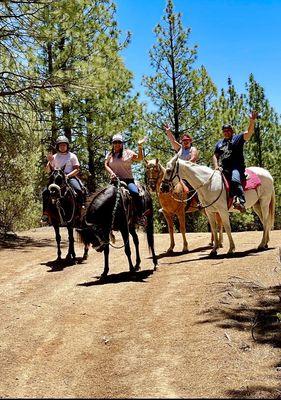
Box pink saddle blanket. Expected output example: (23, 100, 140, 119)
(223, 168, 261, 193)
(243, 168, 262, 190)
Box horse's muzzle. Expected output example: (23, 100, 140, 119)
(160, 181, 170, 193)
(48, 183, 61, 197)
(148, 180, 156, 192)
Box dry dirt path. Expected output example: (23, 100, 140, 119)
(0, 227, 280, 398)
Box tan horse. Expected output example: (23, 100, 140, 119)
(145, 158, 222, 253)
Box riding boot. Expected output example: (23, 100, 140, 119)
(41, 188, 50, 224)
(133, 194, 147, 226)
(232, 182, 246, 212)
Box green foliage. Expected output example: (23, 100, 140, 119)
(0, 0, 280, 234)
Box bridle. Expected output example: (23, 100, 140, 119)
(145, 162, 162, 192)
(48, 169, 76, 225)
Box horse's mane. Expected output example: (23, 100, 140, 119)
(179, 159, 214, 174)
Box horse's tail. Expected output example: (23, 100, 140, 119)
(269, 187, 275, 229)
(76, 227, 93, 245)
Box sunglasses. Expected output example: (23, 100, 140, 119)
(112, 141, 122, 144)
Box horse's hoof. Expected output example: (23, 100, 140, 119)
(99, 273, 107, 281)
(209, 250, 217, 258)
(134, 265, 141, 272)
(258, 245, 268, 251)
(166, 249, 174, 255)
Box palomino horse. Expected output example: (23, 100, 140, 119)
(77, 180, 157, 279)
(160, 155, 275, 256)
(145, 158, 223, 253)
(46, 168, 89, 263)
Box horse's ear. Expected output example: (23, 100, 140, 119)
(156, 158, 159, 165)
(144, 158, 148, 165)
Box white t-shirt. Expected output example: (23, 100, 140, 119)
(50, 152, 79, 174)
(106, 149, 136, 179)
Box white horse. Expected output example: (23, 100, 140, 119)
(160, 154, 275, 256)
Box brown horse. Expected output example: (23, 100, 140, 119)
(145, 158, 223, 253)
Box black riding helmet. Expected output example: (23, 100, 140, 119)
(56, 135, 70, 151)
(222, 124, 234, 131)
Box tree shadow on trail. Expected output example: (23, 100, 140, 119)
(0, 235, 55, 250)
(227, 386, 281, 399)
(77, 269, 154, 286)
(198, 277, 281, 398)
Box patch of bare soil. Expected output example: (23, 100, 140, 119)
(0, 227, 280, 398)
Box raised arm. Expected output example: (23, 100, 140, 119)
(132, 136, 147, 162)
(243, 111, 258, 141)
(164, 124, 181, 152)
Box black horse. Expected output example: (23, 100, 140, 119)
(45, 167, 89, 263)
(77, 180, 158, 279)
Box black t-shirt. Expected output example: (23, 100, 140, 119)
(214, 133, 245, 172)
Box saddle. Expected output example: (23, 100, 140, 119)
(119, 181, 149, 227)
(222, 168, 261, 209)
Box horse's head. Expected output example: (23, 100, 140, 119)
(160, 155, 180, 193)
(48, 167, 68, 203)
(144, 158, 162, 192)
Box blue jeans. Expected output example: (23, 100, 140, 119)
(120, 179, 142, 217)
(228, 169, 245, 203)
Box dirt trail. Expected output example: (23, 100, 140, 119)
(0, 227, 280, 398)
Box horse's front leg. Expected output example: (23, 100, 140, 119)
(65, 225, 76, 263)
(100, 244, 109, 279)
(82, 244, 89, 260)
(206, 212, 219, 256)
(121, 227, 135, 273)
(177, 208, 188, 252)
(54, 225, 62, 261)
(129, 226, 141, 271)
(163, 212, 175, 253)
(219, 211, 235, 254)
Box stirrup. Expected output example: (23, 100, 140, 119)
(40, 215, 49, 225)
(136, 215, 147, 227)
(233, 198, 246, 213)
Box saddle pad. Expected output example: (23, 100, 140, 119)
(222, 169, 261, 193)
(243, 168, 262, 190)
